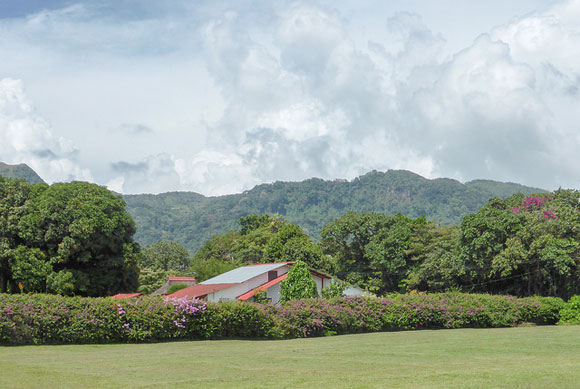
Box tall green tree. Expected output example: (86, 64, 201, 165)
(320, 212, 424, 294)
(457, 190, 580, 298)
(16, 181, 139, 296)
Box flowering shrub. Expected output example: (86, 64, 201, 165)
(266, 293, 563, 338)
(0, 292, 564, 345)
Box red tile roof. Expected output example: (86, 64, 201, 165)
(168, 276, 196, 282)
(111, 293, 143, 300)
(165, 283, 236, 299)
(237, 273, 288, 301)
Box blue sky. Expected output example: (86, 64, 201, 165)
(1, 0, 579, 194)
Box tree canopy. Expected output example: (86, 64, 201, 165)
(0, 178, 139, 296)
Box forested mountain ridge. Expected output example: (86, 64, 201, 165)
(123, 170, 545, 253)
(0, 162, 45, 184)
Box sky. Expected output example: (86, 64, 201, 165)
(1, 0, 579, 195)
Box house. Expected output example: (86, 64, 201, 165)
(151, 276, 197, 296)
(165, 262, 332, 303)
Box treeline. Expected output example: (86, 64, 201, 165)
(3, 174, 579, 300)
(182, 189, 580, 299)
(124, 170, 543, 253)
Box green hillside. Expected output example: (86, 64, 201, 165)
(124, 170, 545, 252)
(0, 162, 45, 184)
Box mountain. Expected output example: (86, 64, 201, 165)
(0, 162, 45, 184)
(123, 170, 545, 253)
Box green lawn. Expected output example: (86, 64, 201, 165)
(1, 326, 580, 388)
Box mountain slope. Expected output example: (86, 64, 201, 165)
(0, 162, 45, 184)
(124, 170, 545, 253)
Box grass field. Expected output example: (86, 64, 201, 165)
(1, 326, 580, 388)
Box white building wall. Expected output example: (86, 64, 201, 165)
(265, 282, 281, 303)
(206, 266, 333, 304)
(343, 285, 365, 297)
(207, 265, 291, 302)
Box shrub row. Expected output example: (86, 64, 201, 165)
(0, 293, 565, 345)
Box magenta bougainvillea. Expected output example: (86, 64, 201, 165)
(511, 196, 557, 219)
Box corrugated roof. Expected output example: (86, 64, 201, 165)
(201, 263, 292, 284)
(237, 272, 288, 301)
(165, 283, 236, 299)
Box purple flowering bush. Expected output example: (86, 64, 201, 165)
(265, 293, 564, 338)
(0, 294, 208, 345)
(0, 292, 564, 345)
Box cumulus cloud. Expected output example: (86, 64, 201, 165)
(0, 78, 91, 183)
(3, 1, 580, 194)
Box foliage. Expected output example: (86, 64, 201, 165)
(269, 293, 563, 338)
(140, 241, 190, 272)
(190, 215, 283, 276)
(167, 283, 188, 294)
(253, 289, 270, 304)
(137, 268, 176, 295)
(558, 295, 580, 325)
(124, 170, 543, 253)
(280, 261, 319, 302)
(321, 279, 346, 298)
(406, 225, 462, 291)
(453, 190, 580, 298)
(320, 212, 435, 294)
(0, 292, 562, 345)
(191, 215, 333, 278)
(189, 257, 240, 283)
(0, 177, 140, 296)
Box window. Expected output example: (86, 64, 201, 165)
(268, 271, 277, 281)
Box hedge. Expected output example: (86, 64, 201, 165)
(0, 292, 565, 345)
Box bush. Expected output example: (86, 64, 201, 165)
(558, 295, 580, 325)
(0, 292, 564, 345)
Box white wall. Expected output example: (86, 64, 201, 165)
(207, 265, 291, 302)
(343, 285, 365, 297)
(206, 266, 333, 304)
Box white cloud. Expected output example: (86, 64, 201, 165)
(0, 78, 91, 183)
(2, 0, 580, 195)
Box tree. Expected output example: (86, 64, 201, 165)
(456, 190, 580, 298)
(137, 267, 175, 294)
(239, 214, 279, 235)
(406, 225, 462, 291)
(280, 261, 319, 302)
(0, 176, 43, 292)
(141, 241, 190, 272)
(320, 212, 424, 294)
(15, 181, 139, 296)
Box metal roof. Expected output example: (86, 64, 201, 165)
(201, 263, 291, 285)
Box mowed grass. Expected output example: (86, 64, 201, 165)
(1, 326, 580, 388)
